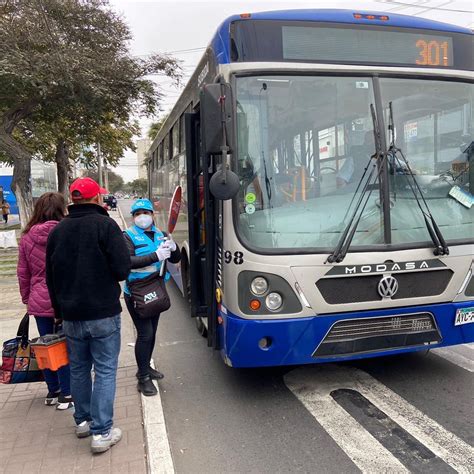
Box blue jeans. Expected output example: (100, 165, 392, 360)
(34, 316, 71, 396)
(63, 315, 121, 435)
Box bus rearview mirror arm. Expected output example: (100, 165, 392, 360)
(202, 82, 240, 200)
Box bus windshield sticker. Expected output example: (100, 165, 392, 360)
(245, 204, 256, 214)
(245, 192, 256, 204)
(356, 81, 369, 89)
(448, 185, 473, 209)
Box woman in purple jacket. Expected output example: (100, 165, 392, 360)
(17, 192, 73, 409)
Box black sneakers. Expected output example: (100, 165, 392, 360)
(137, 376, 158, 396)
(56, 394, 74, 410)
(148, 367, 164, 380)
(45, 391, 60, 406)
(45, 392, 74, 409)
(135, 367, 164, 380)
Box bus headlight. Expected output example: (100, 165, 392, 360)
(250, 277, 268, 296)
(265, 292, 283, 311)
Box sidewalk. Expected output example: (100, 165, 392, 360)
(0, 213, 148, 474)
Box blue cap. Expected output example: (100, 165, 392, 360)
(131, 199, 154, 214)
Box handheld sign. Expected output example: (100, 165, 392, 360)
(167, 185, 182, 234)
(160, 186, 182, 276)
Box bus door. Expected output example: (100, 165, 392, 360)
(185, 111, 219, 349)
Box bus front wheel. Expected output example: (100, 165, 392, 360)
(196, 317, 208, 338)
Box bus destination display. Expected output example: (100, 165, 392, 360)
(282, 26, 454, 67)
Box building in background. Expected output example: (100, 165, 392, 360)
(0, 160, 58, 215)
(31, 160, 57, 198)
(136, 138, 150, 180)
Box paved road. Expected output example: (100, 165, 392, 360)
(119, 199, 474, 474)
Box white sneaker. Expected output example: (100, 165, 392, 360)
(91, 427, 122, 453)
(76, 421, 91, 438)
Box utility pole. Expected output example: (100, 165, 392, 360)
(97, 143, 103, 187)
(104, 160, 109, 191)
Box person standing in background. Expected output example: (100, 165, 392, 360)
(17, 192, 72, 409)
(1, 199, 10, 224)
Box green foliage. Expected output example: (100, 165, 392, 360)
(124, 178, 148, 196)
(147, 115, 168, 141)
(0, 0, 181, 166)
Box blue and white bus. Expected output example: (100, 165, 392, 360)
(148, 9, 473, 367)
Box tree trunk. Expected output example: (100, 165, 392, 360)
(55, 139, 70, 196)
(0, 101, 38, 228)
(0, 129, 34, 228)
(11, 155, 33, 227)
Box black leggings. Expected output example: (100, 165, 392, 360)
(124, 294, 160, 378)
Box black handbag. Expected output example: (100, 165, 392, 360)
(128, 273, 170, 319)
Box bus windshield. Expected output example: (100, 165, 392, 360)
(235, 75, 473, 251)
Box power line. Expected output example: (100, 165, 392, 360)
(374, 0, 473, 13)
(134, 47, 205, 58)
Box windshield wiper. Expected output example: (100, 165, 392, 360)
(327, 104, 385, 263)
(387, 102, 449, 256)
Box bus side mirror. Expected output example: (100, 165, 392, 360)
(200, 83, 234, 155)
(209, 168, 240, 200)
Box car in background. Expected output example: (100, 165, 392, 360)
(103, 194, 117, 210)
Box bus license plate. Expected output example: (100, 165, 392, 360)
(454, 307, 474, 326)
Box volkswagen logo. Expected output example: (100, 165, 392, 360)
(378, 275, 399, 298)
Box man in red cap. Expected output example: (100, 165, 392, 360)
(46, 177, 131, 454)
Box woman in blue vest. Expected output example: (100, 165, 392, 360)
(124, 199, 181, 396)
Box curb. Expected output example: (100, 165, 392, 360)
(140, 359, 175, 474)
(117, 202, 128, 229)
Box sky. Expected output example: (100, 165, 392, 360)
(109, 0, 473, 182)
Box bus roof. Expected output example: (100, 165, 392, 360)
(211, 9, 473, 64)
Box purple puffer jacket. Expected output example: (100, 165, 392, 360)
(17, 221, 59, 317)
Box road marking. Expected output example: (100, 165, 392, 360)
(285, 367, 408, 473)
(158, 338, 202, 348)
(141, 359, 175, 474)
(285, 365, 474, 473)
(432, 346, 474, 372)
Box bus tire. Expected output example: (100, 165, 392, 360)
(196, 317, 208, 338)
(181, 251, 191, 305)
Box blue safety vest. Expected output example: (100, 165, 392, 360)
(124, 225, 170, 295)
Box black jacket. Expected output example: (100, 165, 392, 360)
(123, 230, 181, 270)
(46, 204, 131, 321)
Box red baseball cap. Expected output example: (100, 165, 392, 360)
(70, 177, 108, 200)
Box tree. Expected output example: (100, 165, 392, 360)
(147, 115, 168, 141)
(125, 178, 148, 196)
(86, 169, 124, 194)
(0, 0, 180, 226)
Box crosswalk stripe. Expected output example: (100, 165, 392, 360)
(285, 368, 408, 473)
(285, 365, 474, 473)
(432, 345, 474, 372)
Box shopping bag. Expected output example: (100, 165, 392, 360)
(0, 230, 18, 248)
(0, 314, 44, 384)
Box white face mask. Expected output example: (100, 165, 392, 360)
(134, 214, 153, 229)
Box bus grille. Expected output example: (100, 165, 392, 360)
(316, 270, 453, 304)
(313, 313, 441, 358)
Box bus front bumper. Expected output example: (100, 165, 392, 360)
(217, 301, 474, 368)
